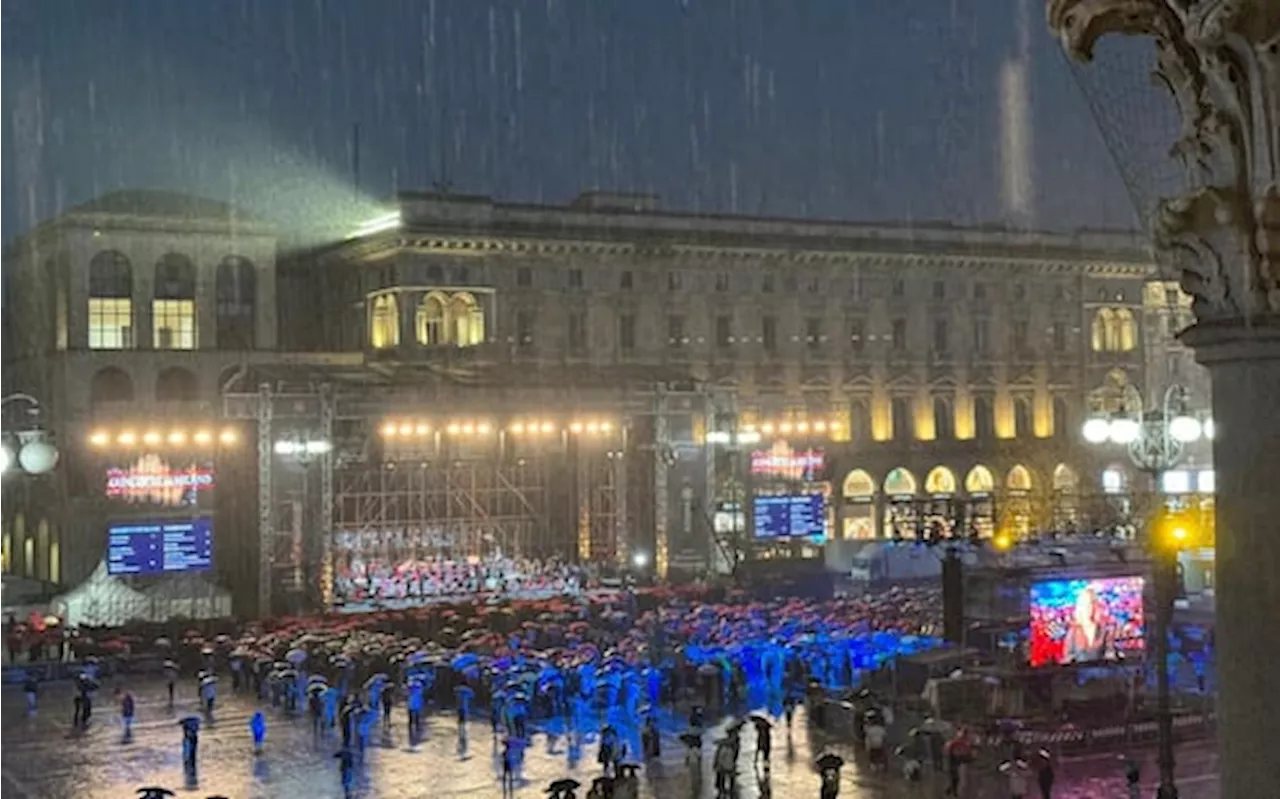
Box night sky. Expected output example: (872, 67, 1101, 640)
(2, 0, 1141, 242)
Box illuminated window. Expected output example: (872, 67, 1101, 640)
(1092, 308, 1113, 351)
(416, 292, 448, 345)
(1114, 309, 1137, 351)
(88, 251, 134, 349)
(1092, 307, 1137, 352)
(153, 253, 197, 350)
(449, 292, 484, 346)
(369, 293, 400, 348)
(153, 300, 196, 349)
(1102, 468, 1126, 494)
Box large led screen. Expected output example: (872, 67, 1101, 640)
(753, 493, 826, 540)
(107, 518, 214, 576)
(105, 454, 215, 510)
(1028, 576, 1146, 667)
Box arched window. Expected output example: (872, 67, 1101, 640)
(924, 466, 957, 495)
(1014, 397, 1034, 438)
(891, 397, 913, 441)
(1052, 396, 1070, 438)
(1091, 308, 1114, 352)
(216, 256, 256, 349)
(1052, 463, 1080, 527)
(965, 465, 996, 494)
(153, 253, 197, 349)
(841, 469, 877, 499)
(1007, 464, 1034, 492)
(416, 292, 449, 345)
(448, 292, 484, 346)
(369, 293, 400, 348)
(1114, 308, 1137, 351)
(973, 396, 994, 440)
(883, 467, 918, 497)
(90, 367, 135, 406)
(88, 251, 134, 349)
(933, 396, 953, 440)
(156, 367, 199, 403)
(1052, 463, 1080, 492)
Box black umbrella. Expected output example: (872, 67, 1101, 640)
(815, 753, 844, 771)
(679, 732, 702, 749)
(547, 778, 581, 792)
(136, 789, 175, 799)
(749, 714, 772, 729)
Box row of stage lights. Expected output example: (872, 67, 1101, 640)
(381, 419, 616, 439)
(88, 427, 240, 448)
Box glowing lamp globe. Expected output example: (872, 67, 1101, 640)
(1108, 417, 1141, 445)
(17, 438, 58, 474)
(0, 445, 12, 473)
(1082, 417, 1111, 444)
(1168, 415, 1202, 443)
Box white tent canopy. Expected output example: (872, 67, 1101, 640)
(51, 562, 151, 627)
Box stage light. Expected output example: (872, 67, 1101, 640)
(632, 551, 649, 568)
(570, 422, 584, 434)
(415, 424, 430, 436)
(586, 422, 600, 434)
(219, 429, 238, 445)
(142, 431, 162, 446)
(797, 422, 810, 433)
(510, 423, 526, 434)
(398, 423, 414, 436)
(117, 431, 137, 446)
(462, 423, 476, 435)
(541, 421, 556, 434)
(89, 431, 109, 448)
(814, 420, 827, 432)
(193, 430, 213, 445)
(601, 421, 613, 432)
(779, 422, 793, 434)
(477, 422, 492, 435)
(382, 423, 398, 437)
(737, 430, 762, 445)
(761, 423, 775, 435)
(168, 431, 187, 445)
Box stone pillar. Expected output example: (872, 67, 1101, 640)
(1046, 3, 1279, 796)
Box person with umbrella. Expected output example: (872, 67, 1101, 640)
(547, 777, 581, 799)
(750, 714, 772, 769)
(640, 715, 660, 759)
(585, 775, 613, 799)
(380, 681, 395, 727)
(1033, 747, 1055, 798)
(679, 731, 703, 769)
(199, 674, 217, 719)
(816, 753, 844, 799)
(120, 689, 136, 739)
(598, 724, 619, 776)
(335, 746, 357, 798)
(501, 736, 519, 796)
(614, 763, 640, 799)
(713, 736, 737, 797)
(163, 660, 179, 706)
(136, 787, 176, 799)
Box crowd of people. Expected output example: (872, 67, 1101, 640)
(331, 555, 598, 611)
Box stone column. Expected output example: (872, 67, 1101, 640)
(1047, 3, 1279, 796)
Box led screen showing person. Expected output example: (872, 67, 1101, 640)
(1028, 576, 1146, 667)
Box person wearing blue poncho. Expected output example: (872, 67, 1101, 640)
(249, 710, 266, 754)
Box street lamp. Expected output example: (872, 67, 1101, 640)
(1082, 384, 1209, 799)
(1, 394, 59, 476)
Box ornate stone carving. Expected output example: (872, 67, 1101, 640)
(1046, 0, 1280, 324)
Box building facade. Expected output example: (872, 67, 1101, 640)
(3, 188, 1205, 612)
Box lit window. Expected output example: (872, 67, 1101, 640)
(416, 292, 448, 345)
(369, 293, 399, 348)
(449, 292, 484, 346)
(1161, 470, 1191, 494)
(1114, 308, 1137, 351)
(89, 298, 134, 349)
(1102, 468, 1125, 494)
(1092, 308, 1114, 351)
(152, 299, 196, 349)
(1197, 470, 1215, 494)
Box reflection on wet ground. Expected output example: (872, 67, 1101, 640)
(2, 678, 1218, 798)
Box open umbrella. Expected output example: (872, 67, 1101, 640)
(815, 753, 844, 771)
(679, 732, 702, 749)
(547, 778, 581, 794)
(136, 788, 175, 799)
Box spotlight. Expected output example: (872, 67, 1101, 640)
(382, 423, 398, 437)
(814, 420, 827, 432)
(601, 421, 613, 432)
(761, 423, 775, 435)
(193, 430, 213, 445)
(89, 431, 110, 447)
(510, 423, 526, 434)
(117, 431, 137, 446)
(779, 422, 793, 434)
(797, 422, 810, 433)
(142, 431, 162, 446)
(398, 423, 414, 436)
(570, 422, 584, 434)
(415, 424, 430, 436)
(219, 429, 238, 445)
(462, 423, 476, 435)
(446, 423, 461, 435)
(168, 431, 187, 445)
(541, 421, 556, 434)
(586, 422, 600, 434)
(477, 422, 492, 435)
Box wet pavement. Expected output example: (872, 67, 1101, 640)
(3, 678, 1219, 798)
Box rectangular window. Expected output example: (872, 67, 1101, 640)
(667, 315, 686, 348)
(932, 318, 949, 354)
(516, 267, 532, 287)
(568, 268, 584, 289)
(849, 319, 864, 352)
(619, 314, 636, 352)
(762, 316, 777, 353)
(568, 312, 586, 353)
(714, 272, 730, 292)
(516, 310, 534, 348)
(667, 271, 683, 292)
(88, 298, 134, 349)
(974, 318, 990, 356)
(805, 317, 822, 350)
(619, 270, 633, 290)
(153, 299, 196, 350)
(1012, 319, 1030, 354)
(762, 273, 775, 294)
(891, 278, 905, 297)
(1052, 321, 1067, 352)
(891, 318, 907, 351)
(933, 280, 946, 300)
(715, 315, 732, 349)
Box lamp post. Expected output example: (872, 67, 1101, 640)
(1081, 384, 1209, 799)
(1, 394, 59, 476)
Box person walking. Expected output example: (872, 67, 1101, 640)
(23, 673, 38, 715)
(250, 710, 267, 754)
(501, 737, 519, 796)
(1033, 748, 1055, 798)
(120, 691, 136, 739)
(336, 746, 357, 798)
(999, 758, 1032, 799)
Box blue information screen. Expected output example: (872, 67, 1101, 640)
(753, 494, 827, 540)
(107, 518, 213, 575)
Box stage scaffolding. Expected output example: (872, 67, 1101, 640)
(225, 377, 702, 617)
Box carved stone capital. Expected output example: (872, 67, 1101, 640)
(1047, 0, 1280, 329)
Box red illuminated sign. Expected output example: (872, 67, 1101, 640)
(750, 443, 826, 481)
(106, 454, 215, 507)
